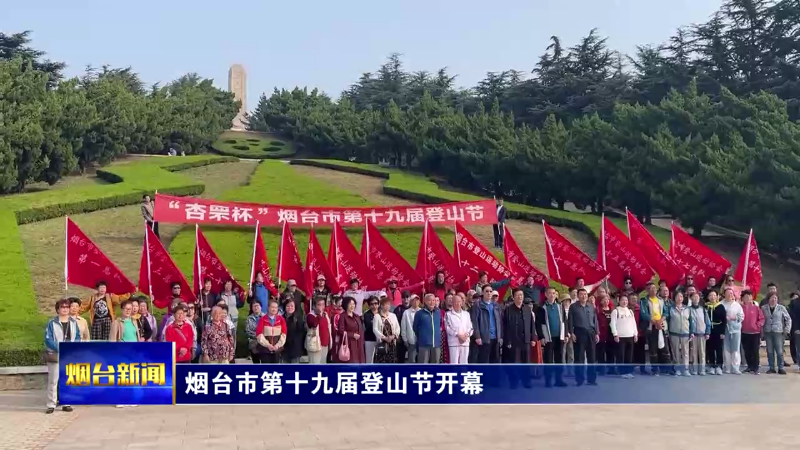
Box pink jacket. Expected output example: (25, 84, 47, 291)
(741, 303, 765, 334)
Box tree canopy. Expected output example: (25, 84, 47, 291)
(0, 31, 238, 193)
(247, 0, 800, 257)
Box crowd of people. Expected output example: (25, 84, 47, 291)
(42, 268, 800, 413)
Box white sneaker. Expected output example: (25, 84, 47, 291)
(116, 405, 126, 409)
(706, 367, 714, 375)
(698, 368, 706, 376)
(732, 369, 742, 375)
(723, 368, 731, 374)
(716, 367, 724, 375)
(684, 371, 692, 377)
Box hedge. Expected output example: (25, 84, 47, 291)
(290, 158, 672, 247)
(0, 155, 233, 367)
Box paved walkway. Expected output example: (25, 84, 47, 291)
(3, 375, 799, 450)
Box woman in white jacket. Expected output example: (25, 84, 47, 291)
(445, 295, 473, 364)
(610, 294, 638, 379)
(401, 295, 421, 363)
(373, 297, 401, 363)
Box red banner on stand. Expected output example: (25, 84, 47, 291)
(669, 223, 731, 289)
(153, 193, 496, 228)
(138, 223, 194, 309)
(598, 215, 654, 290)
(503, 226, 548, 288)
(361, 220, 424, 292)
(304, 227, 338, 295)
(454, 222, 512, 298)
(65, 217, 135, 294)
(193, 226, 244, 294)
(733, 229, 762, 295)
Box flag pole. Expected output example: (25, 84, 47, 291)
(741, 229, 752, 289)
(542, 220, 562, 282)
(144, 221, 153, 309)
(64, 216, 69, 293)
(250, 221, 259, 290)
(276, 222, 284, 289)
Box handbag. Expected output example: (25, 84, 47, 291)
(305, 326, 321, 353)
(338, 331, 351, 362)
(44, 351, 58, 363)
(375, 341, 388, 358)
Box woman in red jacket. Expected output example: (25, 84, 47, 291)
(164, 304, 194, 363)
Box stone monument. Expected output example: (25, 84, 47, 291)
(228, 64, 247, 130)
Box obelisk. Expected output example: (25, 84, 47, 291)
(228, 64, 247, 130)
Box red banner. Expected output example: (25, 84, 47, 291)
(626, 209, 684, 289)
(361, 220, 424, 292)
(65, 217, 135, 294)
(598, 215, 654, 290)
(249, 223, 279, 296)
(153, 193, 496, 228)
(733, 229, 762, 294)
(543, 221, 608, 288)
(138, 223, 194, 309)
(276, 222, 305, 290)
(328, 221, 381, 291)
(193, 226, 244, 295)
(304, 227, 338, 295)
(415, 221, 468, 287)
(454, 222, 512, 297)
(503, 226, 548, 288)
(670, 224, 731, 289)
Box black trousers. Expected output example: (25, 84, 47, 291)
(477, 339, 501, 363)
(396, 340, 407, 364)
(791, 330, 797, 365)
(707, 334, 724, 368)
(502, 344, 531, 388)
(616, 337, 634, 374)
(469, 340, 479, 363)
(596, 340, 617, 374)
(542, 340, 564, 385)
(634, 335, 647, 371)
(646, 328, 669, 374)
(742, 333, 761, 371)
(492, 224, 504, 248)
(261, 352, 281, 364)
(573, 328, 597, 384)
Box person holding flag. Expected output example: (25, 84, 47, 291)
(80, 281, 132, 341)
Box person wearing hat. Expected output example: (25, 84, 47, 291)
(311, 275, 331, 303)
(343, 278, 386, 316)
(281, 279, 307, 315)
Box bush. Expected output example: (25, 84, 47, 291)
(246, 138, 260, 143)
(232, 145, 249, 151)
(0, 155, 233, 366)
(269, 141, 286, 147)
(290, 159, 390, 178)
(224, 139, 237, 144)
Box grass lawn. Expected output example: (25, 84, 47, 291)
(212, 130, 296, 159)
(0, 154, 234, 366)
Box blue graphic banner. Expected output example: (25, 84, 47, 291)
(174, 364, 798, 404)
(58, 342, 174, 405)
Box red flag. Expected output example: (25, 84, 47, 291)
(65, 217, 135, 294)
(543, 220, 608, 288)
(598, 215, 654, 290)
(503, 226, 548, 288)
(305, 226, 338, 295)
(415, 221, 468, 287)
(328, 220, 381, 291)
(670, 223, 731, 289)
(454, 222, 512, 297)
(138, 222, 193, 309)
(361, 220, 424, 292)
(276, 221, 304, 292)
(625, 209, 684, 289)
(249, 222, 279, 296)
(733, 229, 762, 294)
(193, 225, 244, 295)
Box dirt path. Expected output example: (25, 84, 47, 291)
(291, 165, 595, 272)
(19, 161, 258, 313)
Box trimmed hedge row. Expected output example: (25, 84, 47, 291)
(0, 155, 233, 367)
(212, 146, 297, 159)
(289, 159, 390, 179)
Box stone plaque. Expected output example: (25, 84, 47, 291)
(228, 64, 247, 130)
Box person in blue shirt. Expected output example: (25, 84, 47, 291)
(249, 272, 270, 312)
(413, 293, 442, 363)
(471, 284, 503, 363)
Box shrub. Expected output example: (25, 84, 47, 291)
(290, 159, 390, 178)
(224, 139, 237, 144)
(246, 138, 260, 143)
(232, 145, 249, 151)
(269, 141, 286, 147)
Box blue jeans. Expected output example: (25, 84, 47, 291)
(765, 332, 785, 371)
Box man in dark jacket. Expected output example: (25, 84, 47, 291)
(520, 275, 542, 306)
(282, 279, 307, 315)
(502, 288, 537, 388)
(197, 278, 218, 325)
(536, 287, 567, 387)
(413, 294, 442, 363)
(568, 288, 600, 386)
(472, 284, 503, 363)
(492, 197, 506, 249)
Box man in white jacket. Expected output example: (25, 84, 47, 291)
(446, 294, 473, 364)
(401, 294, 421, 363)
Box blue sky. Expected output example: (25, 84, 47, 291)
(6, 0, 723, 110)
